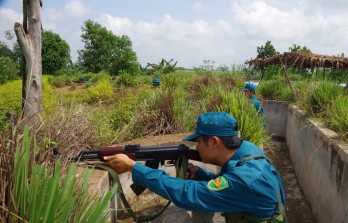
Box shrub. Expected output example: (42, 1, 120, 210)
(109, 92, 139, 131)
(87, 78, 113, 103)
(108, 86, 153, 142)
(114, 71, 138, 87)
(161, 73, 182, 89)
(0, 56, 19, 84)
(0, 80, 22, 130)
(48, 75, 71, 88)
(89, 107, 119, 146)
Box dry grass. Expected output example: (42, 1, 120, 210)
(138, 88, 183, 136)
(36, 104, 99, 164)
(0, 119, 25, 221)
(185, 73, 220, 101)
(205, 94, 223, 112)
(247, 51, 348, 70)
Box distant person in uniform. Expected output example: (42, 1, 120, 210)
(152, 78, 160, 87)
(104, 112, 287, 223)
(243, 83, 263, 116)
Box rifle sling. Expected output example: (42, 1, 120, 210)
(94, 153, 188, 223)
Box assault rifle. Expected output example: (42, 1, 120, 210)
(72, 144, 201, 195)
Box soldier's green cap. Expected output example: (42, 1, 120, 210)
(183, 112, 238, 142)
(243, 83, 257, 91)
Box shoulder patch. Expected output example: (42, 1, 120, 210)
(207, 176, 229, 191)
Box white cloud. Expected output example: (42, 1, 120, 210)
(64, 1, 90, 17)
(233, 1, 312, 39)
(0, 8, 22, 44)
(229, 0, 348, 57)
(0, 8, 21, 26)
(97, 13, 241, 67)
(42, 0, 90, 23)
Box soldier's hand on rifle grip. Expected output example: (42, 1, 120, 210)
(103, 154, 136, 174)
(187, 163, 198, 179)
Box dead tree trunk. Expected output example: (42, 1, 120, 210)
(14, 0, 42, 128)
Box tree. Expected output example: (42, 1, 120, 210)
(0, 41, 15, 61)
(0, 56, 19, 84)
(78, 20, 139, 75)
(42, 30, 70, 74)
(14, 0, 42, 127)
(256, 41, 278, 59)
(147, 58, 178, 74)
(289, 44, 312, 53)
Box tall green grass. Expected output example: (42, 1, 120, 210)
(8, 126, 116, 222)
(327, 95, 348, 140)
(257, 80, 294, 102)
(216, 89, 270, 146)
(306, 81, 343, 115)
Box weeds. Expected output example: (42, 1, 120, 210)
(216, 89, 270, 146)
(0, 125, 116, 222)
(307, 81, 343, 115)
(326, 95, 348, 140)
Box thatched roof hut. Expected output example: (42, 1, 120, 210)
(246, 52, 348, 70)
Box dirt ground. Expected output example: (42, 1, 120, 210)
(116, 135, 317, 222)
(264, 138, 317, 223)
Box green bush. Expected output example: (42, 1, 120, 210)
(0, 56, 19, 84)
(89, 107, 119, 146)
(48, 75, 71, 88)
(0, 79, 22, 130)
(87, 78, 113, 102)
(108, 87, 152, 142)
(109, 92, 139, 131)
(114, 71, 138, 87)
(161, 73, 179, 89)
(42, 76, 57, 111)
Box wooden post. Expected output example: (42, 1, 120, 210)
(279, 56, 296, 99)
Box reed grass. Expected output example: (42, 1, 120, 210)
(217, 89, 271, 146)
(3, 125, 117, 223)
(326, 95, 348, 140)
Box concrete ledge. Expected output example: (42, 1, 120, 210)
(286, 105, 348, 223)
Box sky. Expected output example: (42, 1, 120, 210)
(0, 0, 348, 69)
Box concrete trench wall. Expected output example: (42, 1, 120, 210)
(264, 101, 348, 223)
